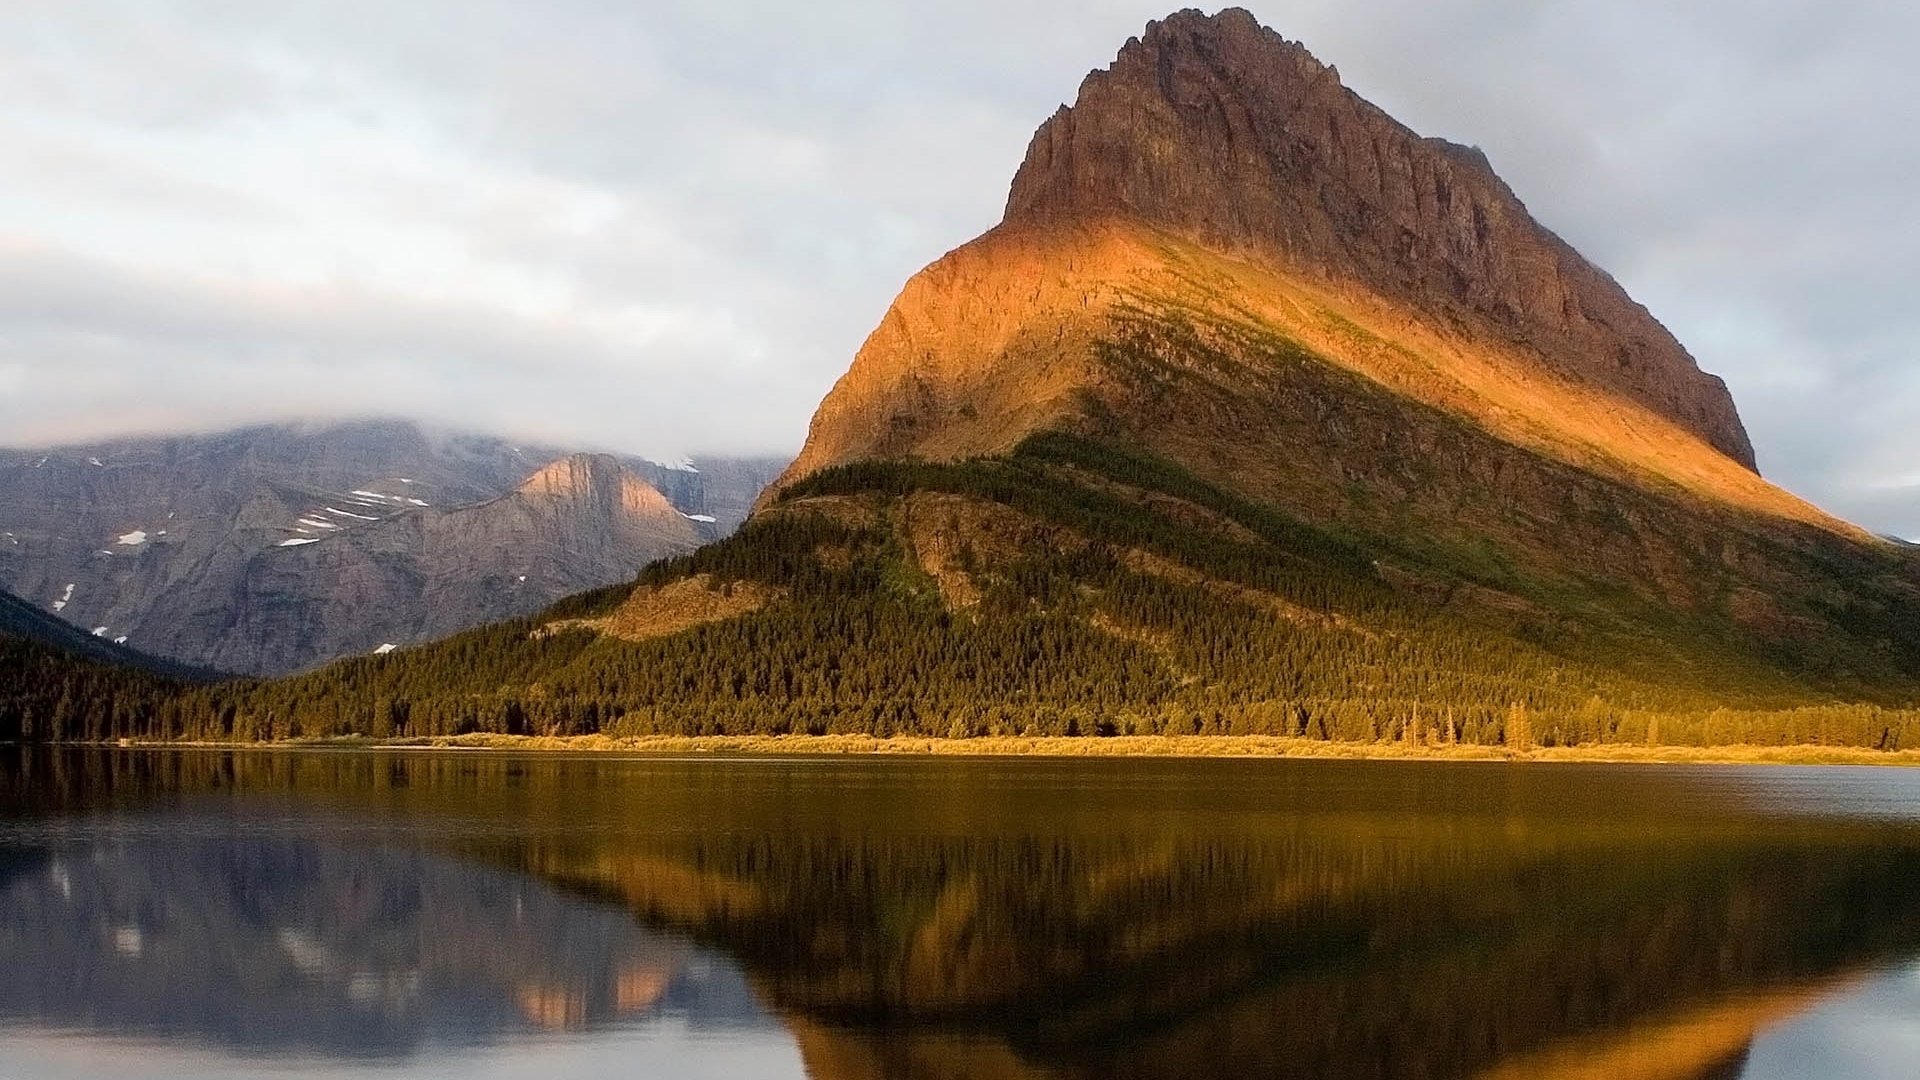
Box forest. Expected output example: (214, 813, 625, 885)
(7, 433, 1920, 752)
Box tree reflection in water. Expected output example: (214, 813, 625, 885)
(5, 749, 1920, 1080)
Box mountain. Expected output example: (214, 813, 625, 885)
(786, 8, 1761, 484)
(751, 7, 1916, 684)
(0, 421, 787, 674)
(0, 584, 197, 741)
(1005, 10, 1756, 468)
(0, 586, 192, 677)
(197, 453, 705, 674)
(635, 454, 791, 535)
(23, 9, 1920, 746)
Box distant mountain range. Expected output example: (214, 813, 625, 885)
(0, 420, 786, 674)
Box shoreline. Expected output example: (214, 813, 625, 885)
(69, 733, 1920, 767)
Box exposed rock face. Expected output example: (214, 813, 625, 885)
(635, 455, 790, 535)
(1002, 7, 1755, 469)
(0, 423, 786, 674)
(212, 454, 702, 675)
(516, 453, 693, 545)
(775, 227, 1129, 489)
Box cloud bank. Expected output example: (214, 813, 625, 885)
(2, 2, 1915, 532)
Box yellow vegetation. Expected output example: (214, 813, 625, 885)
(1475, 977, 1858, 1080)
(126, 733, 1920, 767)
(546, 574, 780, 643)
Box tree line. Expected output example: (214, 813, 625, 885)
(7, 434, 1920, 750)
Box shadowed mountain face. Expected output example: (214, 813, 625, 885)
(0, 586, 190, 677)
(7, 750, 1920, 1080)
(0, 586, 199, 744)
(0, 421, 787, 674)
(214, 452, 704, 674)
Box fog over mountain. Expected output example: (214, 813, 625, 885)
(2, 2, 1917, 533)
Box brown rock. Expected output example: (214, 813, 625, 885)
(1003, 8, 1755, 469)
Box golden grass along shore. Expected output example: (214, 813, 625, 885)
(98, 733, 1920, 766)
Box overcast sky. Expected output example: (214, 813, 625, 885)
(2, 2, 1916, 532)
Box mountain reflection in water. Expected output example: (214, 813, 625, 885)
(0, 836, 774, 1055)
(4, 750, 1920, 1080)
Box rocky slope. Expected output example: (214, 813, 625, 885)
(204, 453, 703, 674)
(634, 454, 791, 535)
(1003, 7, 1754, 468)
(0, 422, 786, 674)
(785, 9, 1762, 484)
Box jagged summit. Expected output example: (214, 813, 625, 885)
(518, 453, 682, 519)
(1002, 7, 1754, 469)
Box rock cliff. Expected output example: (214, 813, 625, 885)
(1002, 7, 1754, 468)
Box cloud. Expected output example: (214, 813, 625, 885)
(0, 1, 1916, 533)
(0, 239, 810, 456)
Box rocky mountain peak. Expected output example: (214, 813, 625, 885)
(518, 453, 677, 519)
(1003, 7, 1757, 469)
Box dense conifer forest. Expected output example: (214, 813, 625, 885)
(7, 433, 1920, 752)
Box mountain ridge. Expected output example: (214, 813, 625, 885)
(0, 586, 203, 679)
(0, 422, 788, 673)
(1002, 7, 1754, 468)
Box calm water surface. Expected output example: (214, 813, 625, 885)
(3, 750, 1920, 1079)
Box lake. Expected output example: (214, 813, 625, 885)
(3, 750, 1920, 1079)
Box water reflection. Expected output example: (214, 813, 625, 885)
(1743, 962, 1920, 1079)
(0, 832, 776, 1056)
(3, 751, 1920, 1079)
(0, 828, 800, 1080)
